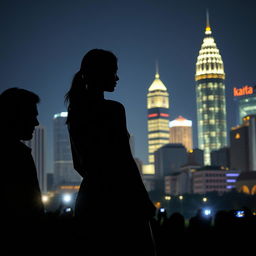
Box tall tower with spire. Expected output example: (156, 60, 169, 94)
(195, 12, 227, 165)
(147, 66, 170, 166)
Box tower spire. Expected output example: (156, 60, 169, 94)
(205, 9, 212, 35)
(155, 60, 160, 79)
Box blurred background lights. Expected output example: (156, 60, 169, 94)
(62, 193, 72, 203)
(202, 197, 208, 202)
(203, 208, 212, 216)
(42, 195, 49, 203)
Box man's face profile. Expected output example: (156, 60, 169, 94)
(18, 104, 39, 141)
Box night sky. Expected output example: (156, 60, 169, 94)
(1, 0, 255, 172)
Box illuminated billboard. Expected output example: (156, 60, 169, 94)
(233, 85, 255, 97)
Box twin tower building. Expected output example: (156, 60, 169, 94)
(147, 16, 227, 171)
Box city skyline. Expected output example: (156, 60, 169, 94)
(1, 0, 256, 172)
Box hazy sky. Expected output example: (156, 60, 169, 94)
(1, 0, 255, 172)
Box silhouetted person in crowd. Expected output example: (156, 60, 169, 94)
(65, 49, 156, 255)
(0, 88, 44, 249)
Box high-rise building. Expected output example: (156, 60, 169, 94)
(187, 148, 204, 166)
(24, 125, 46, 192)
(169, 116, 193, 151)
(195, 14, 227, 165)
(154, 143, 187, 177)
(211, 147, 230, 168)
(147, 68, 170, 168)
(233, 85, 256, 124)
(230, 115, 256, 172)
(53, 112, 82, 188)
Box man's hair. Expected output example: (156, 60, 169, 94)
(0, 87, 40, 120)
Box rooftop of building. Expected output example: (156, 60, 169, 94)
(148, 72, 167, 92)
(169, 115, 192, 127)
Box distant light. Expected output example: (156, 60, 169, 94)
(226, 173, 240, 177)
(203, 208, 212, 216)
(42, 195, 49, 203)
(54, 112, 68, 119)
(202, 197, 208, 202)
(227, 179, 236, 183)
(235, 210, 245, 218)
(154, 201, 161, 209)
(160, 208, 166, 213)
(62, 193, 72, 203)
(165, 195, 171, 201)
(179, 195, 183, 200)
(226, 185, 235, 189)
(235, 133, 241, 139)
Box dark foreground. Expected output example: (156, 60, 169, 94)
(1, 210, 255, 256)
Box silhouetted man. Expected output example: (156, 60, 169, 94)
(0, 88, 44, 222)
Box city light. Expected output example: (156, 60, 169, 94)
(202, 197, 208, 202)
(53, 112, 68, 119)
(235, 210, 245, 218)
(203, 208, 212, 216)
(226, 173, 240, 177)
(164, 195, 171, 201)
(42, 195, 49, 203)
(179, 195, 183, 200)
(62, 193, 72, 203)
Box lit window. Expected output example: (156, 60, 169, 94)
(235, 133, 240, 139)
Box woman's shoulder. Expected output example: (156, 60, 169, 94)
(104, 100, 125, 111)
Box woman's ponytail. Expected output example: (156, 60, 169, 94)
(65, 70, 85, 108)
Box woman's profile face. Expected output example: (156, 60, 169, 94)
(83, 52, 119, 92)
(102, 63, 119, 92)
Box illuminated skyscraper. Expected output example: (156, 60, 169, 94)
(24, 126, 46, 192)
(195, 13, 227, 165)
(147, 68, 170, 167)
(53, 112, 81, 187)
(169, 116, 193, 151)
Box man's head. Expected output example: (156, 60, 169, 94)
(0, 88, 40, 140)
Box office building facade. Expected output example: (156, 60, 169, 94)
(24, 125, 46, 192)
(211, 147, 230, 168)
(192, 167, 240, 194)
(147, 70, 170, 166)
(154, 143, 187, 177)
(53, 112, 82, 187)
(230, 115, 256, 172)
(195, 15, 227, 165)
(169, 116, 193, 151)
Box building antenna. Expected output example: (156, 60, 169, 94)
(155, 60, 159, 78)
(205, 9, 212, 35)
(206, 9, 210, 28)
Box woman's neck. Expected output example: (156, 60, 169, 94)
(86, 89, 104, 101)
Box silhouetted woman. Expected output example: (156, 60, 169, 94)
(65, 49, 156, 255)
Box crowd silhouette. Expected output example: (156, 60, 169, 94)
(0, 49, 255, 255)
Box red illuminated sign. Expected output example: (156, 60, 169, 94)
(160, 113, 169, 117)
(148, 113, 169, 118)
(148, 113, 158, 118)
(233, 85, 254, 97)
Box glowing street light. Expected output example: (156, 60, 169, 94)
(179, 195, 183, 200)
(202, 197, 208, 202)
(62, 193, 72, 203)
(165, 195, 171, 201)
(42, 195, 49, 204)
(203, 208, 212, 216)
